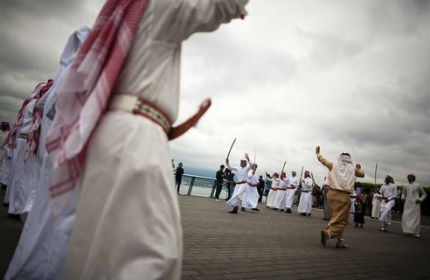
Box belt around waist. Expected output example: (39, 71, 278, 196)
(328, 188, 351, 195)
(18, 133, 29, 140)
(109, 94, 211, 140)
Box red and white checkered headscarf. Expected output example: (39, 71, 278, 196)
(2, 82, 46, 149)
(45, 0, 147, 214)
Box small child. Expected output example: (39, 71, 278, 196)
(354, 194, 366, 228)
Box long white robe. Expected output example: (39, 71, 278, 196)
(371, 192, 382, 218)
(226, 164, 252, 208)
(242, 171, 259, 209)
(285, 176, 299, 209)
(379, 183, 397, 225)
(64, 1, 248, 280)
(0, 147, 13, 185)
(4, 140, 18, 204)
(4, 27, 90, 280)
(273, 179, 287, 210)
(298, 177, 313, 214)
(401, 183, 427, 235)
(266, 178, 279, 208)
(8, 99, 37, 215)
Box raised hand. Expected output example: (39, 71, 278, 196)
(316, 146, 320, 155)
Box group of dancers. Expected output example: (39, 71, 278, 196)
(224, 146, 427, 248)
(0, 0, 426, 278)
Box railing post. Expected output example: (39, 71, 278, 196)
(187, 176, 195, 196)
(209, 180, 216, 198)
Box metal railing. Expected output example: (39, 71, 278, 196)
(176, 173, 230, 199)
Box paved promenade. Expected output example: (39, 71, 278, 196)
(1, 189, 429, 279)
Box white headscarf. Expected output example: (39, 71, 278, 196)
(334, 154, 356, 189)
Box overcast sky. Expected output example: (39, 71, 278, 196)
(0, 0, 429, 185)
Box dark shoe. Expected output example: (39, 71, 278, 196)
(307, 213, 311, 216)
(280, 209, 284, 212)
(251, 208, 260, 211)
(359, 224, 363, 228)
(354, 224, 358, 227)
(272, 208, 278, 211)
(320, 231, 328, 247)
(241, 207, 246, 212)
(286, 208, 292, 213)
(300, 213, 306, 216)
(229, 206, 238, 214)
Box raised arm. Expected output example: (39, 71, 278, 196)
(155, 0, 249, 43)
(316, 146, 333, 170)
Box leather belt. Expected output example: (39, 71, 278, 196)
(18, 133, 29, 140)
(109, 94, 211, 140)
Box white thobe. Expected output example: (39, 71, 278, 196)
(7, 99, 37, 215)
(298, 177, 313, 214)
(371, 192, 382, 218)
(4, 27, 90, 280)
(266, 178, 279, 208)
(401, 183, 427, 235)
(379, 183, 397, 225)
(242, 171, 259, 209)
(4, 136, 18, 204)
(0, 147, 13, 185)
(64, 1, 248, 280)
(226, 164, 252, 208)
(285, 176, 299, 209)
(273, 179, 287, 210)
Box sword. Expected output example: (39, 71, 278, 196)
(226, 138, 237, 161)
(280, 161, 286, 176)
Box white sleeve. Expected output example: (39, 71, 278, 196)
(155, 0, 248, 43)
(419, 185, 428, 202)
(228, 165, 238, 173)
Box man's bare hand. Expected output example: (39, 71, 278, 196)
(244, 153, 250, 161)
(356, 164, 362, 169)
(316, 146, 320, 155)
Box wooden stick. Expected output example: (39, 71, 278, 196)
(226, 138, 237, 161)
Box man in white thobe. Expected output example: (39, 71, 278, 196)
(227, 154, 253, 213)
(242, 164, 260, 211)
(7, 93, 39, 215)
(273, 172, 287, 211)
(285, 171, 299, 213)
(266, 173, 279, 209)
(379, 175, 397, 232)
(401, 174, 427, 238)
(63, 2, 249, 279)
(4, 27, 90, 280)
(0, 147, 13, 187)
(298, 171, 313, 216)
(371, 188, 382, 219)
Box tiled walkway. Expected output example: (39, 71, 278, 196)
(1, 189, 429, 280)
